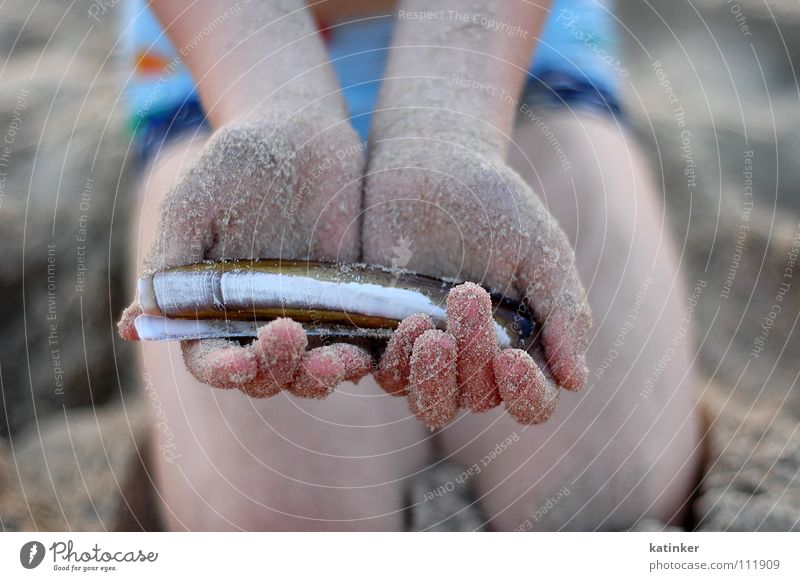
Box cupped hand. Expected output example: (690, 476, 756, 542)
(364, 138, 591, 427)
(119, 111, 374, 398)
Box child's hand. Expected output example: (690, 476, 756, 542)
(119, 112, 374, 397)
(364, 140, 591, 426)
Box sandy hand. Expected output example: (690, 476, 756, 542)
(119, 113, 373, 397)
(365, 141, 591, 427)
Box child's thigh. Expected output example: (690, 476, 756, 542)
(435, 111, 703, 531)
(141, 345, 433, 530)
(132, 137, 433, 531)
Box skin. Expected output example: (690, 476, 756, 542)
(120, 0, 375, 398)
(121, 0, 583, 425)
(123, 0, 701, 530)
(439, 110, 701, 531)
(364, 0, 589, 411)
(131, 107, 700, 532)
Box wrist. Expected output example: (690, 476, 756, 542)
(152, 0, 347, 130)
(369, 94, 512, 160)
(369, 0, 549, 158)
(215, 80, 348, 130)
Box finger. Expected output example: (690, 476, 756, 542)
(289, 346, 346, 399)
(182, 338, 258, 390)
(494, 348, 559, 425)
(542, 298, 590, 391)
(329, 344, 373, 383)
(520, 241, 591, 392)
(375, 313, 435, 396)
(446, 282, 501, 412)
(240, 318, 308, 398)
(118, 302, 142, 341)
(407, 330, 459, 429)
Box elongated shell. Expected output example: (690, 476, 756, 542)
(134, 260, 535, 349)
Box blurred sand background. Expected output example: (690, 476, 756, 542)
(0, 0, 798, 530)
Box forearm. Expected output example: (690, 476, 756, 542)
(373, 0, 550, 156)
(150, 0, 342, 127)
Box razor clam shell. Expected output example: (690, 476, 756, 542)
(137, 260, 535, 349)
(134, 313, 517, 349)
(133, 314, 393, 346)
(143, 263, 449, 321)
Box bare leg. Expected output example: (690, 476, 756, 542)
(437, 110, 703, 531)
(133, 138, 432, 531)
